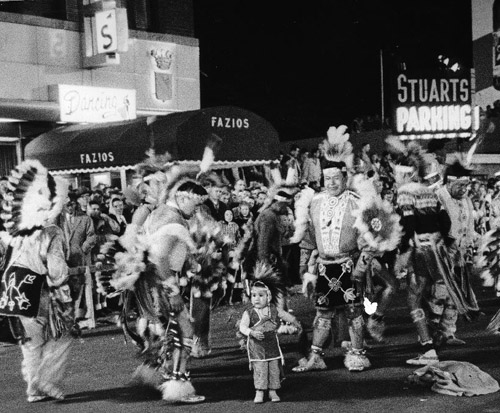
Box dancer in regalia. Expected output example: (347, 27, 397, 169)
(434, 159, 481, 345)
(387, 137, 471, 365)
(97, 142, 227, 403)
(0, 160, 72, 403)
(291, 125, 401, 373)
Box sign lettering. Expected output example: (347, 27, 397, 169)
(95, 9, 117, 54)
(80, 152, 115, 165)
(392, 72, 477, 136)
(56, 84, 136, 123)
(211, 116, 250, 129)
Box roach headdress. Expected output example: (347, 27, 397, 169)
(251, 261, 286, 305)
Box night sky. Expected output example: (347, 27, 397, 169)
(193, 0, 472, 141)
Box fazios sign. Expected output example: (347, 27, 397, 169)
(391, 73, 479, 139)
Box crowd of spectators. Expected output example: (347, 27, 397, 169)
(2, 136, 500, 335)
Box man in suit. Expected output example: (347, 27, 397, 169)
(56, 194, 96, 326)
(203, 176, 228, 221)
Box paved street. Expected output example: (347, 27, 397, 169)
(1, 285, 500, 413)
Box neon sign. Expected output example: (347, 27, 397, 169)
(392, 73, 477, 138)
(396, 105, 479, 133)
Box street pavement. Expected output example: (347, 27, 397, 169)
(1, 284, 500, 413)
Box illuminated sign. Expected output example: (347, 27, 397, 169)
(392, 73, 478, 138)
(52, 84, 136, 123)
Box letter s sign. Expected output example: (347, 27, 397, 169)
(95, 10, 117, 54)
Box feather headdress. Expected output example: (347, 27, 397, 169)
(251, 261, 286, 305)
(259, 161, 298, 214)
(352, 173, 403, 253)
(1, 159, 68, 236)
(386, 136, 431, 185)
(319, 125, 353, 171)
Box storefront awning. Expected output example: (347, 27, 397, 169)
(24, 106, 281, 171)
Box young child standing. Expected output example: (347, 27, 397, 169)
(239, 263, 301, 404)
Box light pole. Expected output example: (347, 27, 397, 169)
(380, 49, 385, 124)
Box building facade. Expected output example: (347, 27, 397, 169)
(0, 0, 199, 179)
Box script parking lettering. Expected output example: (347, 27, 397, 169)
(80, 152, 115, 164)
(211, 116, 250, 129)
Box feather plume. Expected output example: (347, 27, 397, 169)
(197, 133, 222, 176)
(385, 135, 408, 156)
(268, 161, 283, 187)
(352, 175, 403, 253)
(290, 186, 315, 244)
(320, 125, 353, 166)
(198, 146, 214, 175)
(47, 176, 68, 224)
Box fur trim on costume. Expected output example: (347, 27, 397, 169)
(131, 364, 163, 389)
(290, 186, 315, 244)
(159, 379, 196, 402)
(344, 350, 371, 371)
(302, 272, 317, 297)
(277, 324, 299, 335)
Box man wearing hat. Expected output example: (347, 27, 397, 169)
(434, 160, 480, 346)
(74, 187, 91, 216)
(292, 125, 371, 373)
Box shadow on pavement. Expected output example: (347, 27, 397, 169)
(59, 385, 161, 404)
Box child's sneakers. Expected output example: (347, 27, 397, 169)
(254, 390, 264, 404)
(269, 390, 280, 402)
